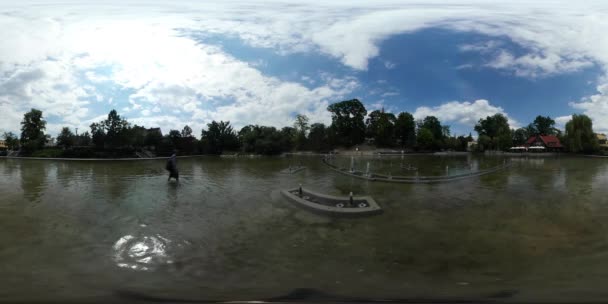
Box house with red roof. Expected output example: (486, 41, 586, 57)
(525, 134, 564, 152)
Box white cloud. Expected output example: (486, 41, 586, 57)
(413, 99, 519, 129)
(381, 92, 399, 97)
(565, 84, 608, 133)
(384, 61, 396, 69)
(2, 1, 608, 136)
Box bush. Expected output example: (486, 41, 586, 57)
(31, 148, 63, 158)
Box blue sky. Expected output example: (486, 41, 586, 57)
(1, 1, 608, 137)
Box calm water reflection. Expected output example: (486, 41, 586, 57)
(2, 155, 608, 302)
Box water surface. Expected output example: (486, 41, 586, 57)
(1, 155, 608, 302)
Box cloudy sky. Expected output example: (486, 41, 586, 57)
(1, 0, 608, 137)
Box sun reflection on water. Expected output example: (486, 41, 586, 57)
(113, 234, 174, 271)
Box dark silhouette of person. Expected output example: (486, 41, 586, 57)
(166, 150, 179, 182)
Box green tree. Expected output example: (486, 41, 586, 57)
(512, 128, 529, 146)
(179, 125, 196, 154)
(307, 123, 329, 152)
(181, 125, 193, 138)
(420, 116, 443, 141)
(366, 110, 396, 147)
(327, 99, 367, 146)
(168, 130, 182, 148)
(394, 112, 416, 148)
(144, 128, 163, 149)
(57, 127, 75, 149)
(102, 109, 130, 148)
(129, 125, 146, 148)
(565, 114, 598, 153)
(78, 132, 91, 146)
(89, 122, 105, 149)
(417, 128, 434, 150)
(532, 115, 556, 135)
(293, 114, 309, 150)
(20, 108, 46, 151)
(474, 113, 511, 150)
(201, 121, 239, 154)
(280, 126, 296, 151)
(2, 132, 19, 150)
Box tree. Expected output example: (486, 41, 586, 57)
(102, 109, 130, 148)
(20, 108, 46, 151)
(327, 99, 367, 146)
(474, 113, 511, 150)
(179, 125, 196, 154)
(366, 110, 396, 147)
(420, 116, 443, 141)
(280, 126, 296, 151)
(201, 121, 239, 154)
(293, 114, 309, 150)
(532, 115, 556, 135)
(565, 114, 598, 153)
(417, 128, 434, 150)
(89, 123, 105, 149)
(307, 123, 329, 152)
(394, 112, 416, 148)
(181, 125, 193, 138)
(168, 130, 182, 148)
(78, 132, 91, 146)
(3, 132, 19, 150)
(129, 125, 147, 148)
(57, 127, 75, 149)
(512, 128, 529, 146)
(144, 128, 163, 149)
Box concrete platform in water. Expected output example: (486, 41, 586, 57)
(281, 187, 382, 217)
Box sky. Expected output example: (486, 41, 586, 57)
(1, 0, 608, 138)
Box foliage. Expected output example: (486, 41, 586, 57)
(366, 110, 396, 147)
(89, 122, 106, 149)
(3, 132, 19, 150)
(20, 108, 47, 151)
(564, 114, 598, 153)
(31, 148, 63, 158)
(512, 128, 529, 146)
(102, 110, 130, 148)
(144, 128, 163, 148)
(474, 114, 511, 150)
(394, 112, 416, 148)
(57, 127, 75, 148)
(416, 128, 434, 150)
(293, 114, 309, 150)
(327, 99, 367, 146)
(307, 123, 330, 152)
(532, 115, 556, 135)
(201, 121, 239, 154)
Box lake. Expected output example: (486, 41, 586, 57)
(1, 154, 608, 302)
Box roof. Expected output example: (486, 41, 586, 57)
(526, 135, 563, 148)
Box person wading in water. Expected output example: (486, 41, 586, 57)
(166, 150, 179, 182)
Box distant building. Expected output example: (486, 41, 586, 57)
(467, 140, 477, 151)
(525, 135, 563, 152)
(597, 133, 608, 150)
(0, 140, 6, 150)
(44, 137, 56, 147)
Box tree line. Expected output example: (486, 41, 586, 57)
(1, 98, 603, 157)
(473, 113, 600, 153)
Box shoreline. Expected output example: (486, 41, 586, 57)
(0, 155, 207, 161)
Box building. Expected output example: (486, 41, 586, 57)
(44, 137, 56, 147)
(467, 140, 477, 152)
(597, 133, 608, 150)
(0, 140, 6, 150)
(525, 134, 563, 152)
